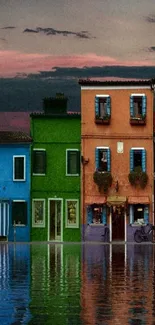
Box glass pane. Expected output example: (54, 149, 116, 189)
(67, 201, 77, 226)
(68, 151, 78, 174)
(34, 201, 44, 225)
(33, 151, 46, 174)
(15, 157, 24, 179)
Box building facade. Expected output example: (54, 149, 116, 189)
(79, 79, 154, 242)
(30, 94, 81, 242)
(0, 131, 32, 242)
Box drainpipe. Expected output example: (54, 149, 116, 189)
(13, 220, 16, 242)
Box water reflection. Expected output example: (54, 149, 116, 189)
(0, 243, 155, 324)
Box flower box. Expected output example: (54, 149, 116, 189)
(130, 118, 146, 125)
(95, 117, 111, 125)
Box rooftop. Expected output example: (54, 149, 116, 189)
(30, 111, 81, 118)
(0, 131, 32, 144)
(78, 78, 153, 86)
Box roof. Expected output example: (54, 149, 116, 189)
(0, 131, 32, 144)
(78, 78, 153, 86)
(30, 111, 81, 118)
(0, 112, 31, 134)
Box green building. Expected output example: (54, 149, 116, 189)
(30, 94, 81, 242)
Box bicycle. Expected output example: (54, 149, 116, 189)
(134, 224, 155, 243)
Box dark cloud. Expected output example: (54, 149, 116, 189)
(145, 15, 155, 23)
(148, 46, 155, 51)
(1, 66, 155, 113)
(0, 38, 6, 41)
(23, 27, 93, 39)
(1, 26, 16, 29)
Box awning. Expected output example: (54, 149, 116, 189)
(107, 196, 127, 206)
(85, 196, 106, 205)
(128, 196, 150, 204)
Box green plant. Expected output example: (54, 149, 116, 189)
(95, 114, 110, 120)
(128, 166, 148, 188)
(93, 171, 113, 193)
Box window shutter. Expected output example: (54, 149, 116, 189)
(144, 206, 149, 224)
(129, 205, 134, 224)
(95, 148, 99, 169)
(142, 95, 147, 117)
(101, 206, 107, 224)
(87, 206, 93, 224)
(130, 95, 134, 117)
(95, 97, 99, 116)
(106, 96, 111, 116)
(142, 149, 146, 172)
(107, 148, 111, 172)
(130, 149, 134, 171)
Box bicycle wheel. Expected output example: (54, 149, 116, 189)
(134, 230, 142, 243)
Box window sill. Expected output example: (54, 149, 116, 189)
(13, 179, 26, 182)
(66, 174, 80, 177)
(33, 173, 46, 176)
(13, 224, 27, 227)
(89, 223, 106, 226)
(130, 118, 146, 125)
(95, 118, 110, 125)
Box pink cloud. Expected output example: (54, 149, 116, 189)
(0, 50, 155, 77)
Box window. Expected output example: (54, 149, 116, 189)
(133, 204, 144, 222)
(130, 94, 146, 118)
(95, 95, 111, 119)
(66, 200, 79, 228)
(32, 199, 45, 227)
(33, 149, 46, 175)
(130, 148, 146, 172)
(13, 156, 25, 181)
(95, 147, 111, 172)
(66, 150, 80, 175)
(12, 201, 27, 225)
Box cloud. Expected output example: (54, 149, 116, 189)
(1, 26, 16, 29)
(23, 27, 93, 39)
(148, 47, 155, 51)
(145, 15, 155, 23)
(1, 50, 155, 78)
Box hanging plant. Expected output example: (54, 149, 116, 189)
(128, 166, 148, 189)
(93, 171, 113, 193)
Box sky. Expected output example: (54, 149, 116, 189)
(0, 0, 155, 112)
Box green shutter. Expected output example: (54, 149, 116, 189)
(106, 96, 111, 116)
(142, 149, 146, 172)
(95, 148, 99, 169)
(144, 206, 149, 224)
(130, 149, 134, 171)
(95, 97, 99, 116)
(142, 95, 147, 117)
(130, 95, 134, 117)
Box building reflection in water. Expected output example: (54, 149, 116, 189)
(0, 244, 31, 324)
(81, 244, 155, 325)
(30, 243, 82, 325)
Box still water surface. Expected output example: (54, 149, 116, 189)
(0, 243, 155, 325)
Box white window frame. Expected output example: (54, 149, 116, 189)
(66, 149, 80, 176)
(33, 148, 46, 176)
(13, 155, 26, 181)
(32, 199, 46, 228)
(65, 199, 79, 228)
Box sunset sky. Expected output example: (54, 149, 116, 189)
(0, 0, 155, 112)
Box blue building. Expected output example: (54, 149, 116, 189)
(0, 131, 32, 242)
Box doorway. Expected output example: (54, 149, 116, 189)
(112, 206, 125, 241)
(48, 199, 63, 241)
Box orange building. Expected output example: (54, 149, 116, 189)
(79, 79, 154, 242)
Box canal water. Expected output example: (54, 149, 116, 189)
(0, 243, 155, 325)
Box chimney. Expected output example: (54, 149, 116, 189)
(43, 93, 68, 114)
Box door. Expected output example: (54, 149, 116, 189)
(49, 199, 62, 241)
(112, 206, 125, 241)
(0, 201, 9, 239)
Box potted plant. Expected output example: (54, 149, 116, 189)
(128, 166, 148, 188)
(95, 114, 111, 124)
(93, 170, 113, 192)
